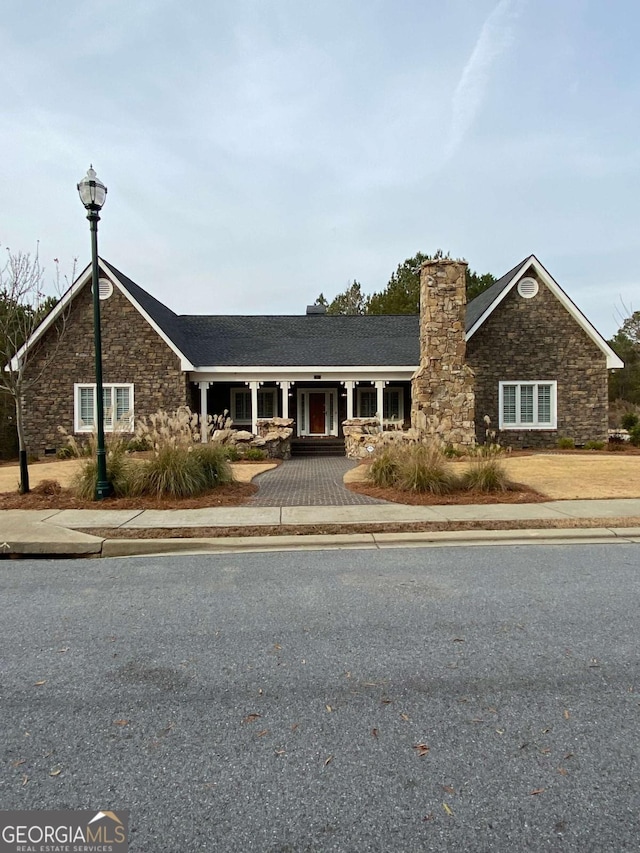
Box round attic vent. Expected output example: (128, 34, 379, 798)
(91, 278, 113, 300)
(517, 277, 539, 299)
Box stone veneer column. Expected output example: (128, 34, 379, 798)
(410, 259, 475, 447)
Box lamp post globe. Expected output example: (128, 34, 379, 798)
(77, 166, 111, 500)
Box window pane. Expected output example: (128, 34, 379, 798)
(234, 391, 250, 421)
(384, 390, 400, 419)
(502, 385, 516, 424)
(115, 387, 131, 426)
(103, 387, 113, 428)
(537, 384, 551, 423)
(79, 387, 94, 427)
(258, 391, 274, 419)
(520, 385, 534, 423)
(360, 390, 377, 418)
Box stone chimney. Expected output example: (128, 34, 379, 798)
(410, 258, 475, 447)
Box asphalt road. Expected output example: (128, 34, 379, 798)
(1, 545, 639, 852)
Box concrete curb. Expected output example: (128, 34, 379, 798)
(100, 527, 640, 558)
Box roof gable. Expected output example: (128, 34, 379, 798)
(12, 259, 194, 371)
(465, 255, 623, 369)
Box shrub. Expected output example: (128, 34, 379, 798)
(244, 447, 266, 462)
(608, 435, 627, 451)
(621, 412, 639, 431)
(584, 440, 605, 450)
(629, 425, 640, 447)
(127, 436, 152, 452)
(33, 479, 62, 496)
(557, 437, 575, 450)
(192, 443, 234, 487)
(56, 445, 75, 459)
(224, 445, 241, 462)
(443, 444, 466, 459)
(396, 445, 458, 494)
(461, 457, 511, 492)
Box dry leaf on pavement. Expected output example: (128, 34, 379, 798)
(413, 743, 430, 757)
(243, 713, 261, 723)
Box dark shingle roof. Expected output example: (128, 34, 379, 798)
(103, 257, 532, 368)
(101, 259, 193, 359)
(180, 314, 420, 366)
(465, 256, 531, 331)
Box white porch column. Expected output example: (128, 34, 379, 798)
(199, 382, 209, 443)
(279, 381, 290, 419)
(375, 380, 385, 432)
(249, 380, 259, 435)
(344, 381, 355, 420)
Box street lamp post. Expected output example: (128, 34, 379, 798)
(77, 166, 111, 500)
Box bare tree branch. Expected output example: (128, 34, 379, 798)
(0, 245, 76, 492)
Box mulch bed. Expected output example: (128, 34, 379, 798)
(0, 482, 257, 510)
(346, 481, 546, 505)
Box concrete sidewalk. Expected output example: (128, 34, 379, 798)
(1, 499, 640, 558)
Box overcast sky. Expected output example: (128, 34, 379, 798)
(2, 0, 639, 337)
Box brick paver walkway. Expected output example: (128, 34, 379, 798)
(249, 457, 388, 506)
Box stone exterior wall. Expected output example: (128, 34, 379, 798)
(22, 282, 189, 456)
(467, 269, 609, 448)
(411, 259, 475, 447)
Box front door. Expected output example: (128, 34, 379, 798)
(309, 393, 326, 434)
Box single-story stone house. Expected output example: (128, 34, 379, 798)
(16, 254, 622, 456)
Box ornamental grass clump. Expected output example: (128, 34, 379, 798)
(73, 444, 138, 499)
(144, 446, 208, 498)
(70, 408, 236, 500)
(192, 443, 234, 488)
(396, 444, 459, 494)
(461, 456, 512, 493)
(369, 446, 402, 488)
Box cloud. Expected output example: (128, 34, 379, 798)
(446, 0, 523, 158)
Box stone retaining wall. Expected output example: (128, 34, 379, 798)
(212, 418, 293, 458)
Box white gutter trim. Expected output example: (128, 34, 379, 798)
(190, 365, 417, 374)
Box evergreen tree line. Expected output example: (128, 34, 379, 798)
(315, 251, 497, 315)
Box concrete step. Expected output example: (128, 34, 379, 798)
(291, 439, 346, 457)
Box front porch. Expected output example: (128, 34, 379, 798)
(189, 368, 413, 441)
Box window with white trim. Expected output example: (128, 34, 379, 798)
(356, 387, 404, 422)
(499, 381, 556, 429)
(230, 388, 277, 424)
(74, 383, 134, 432)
